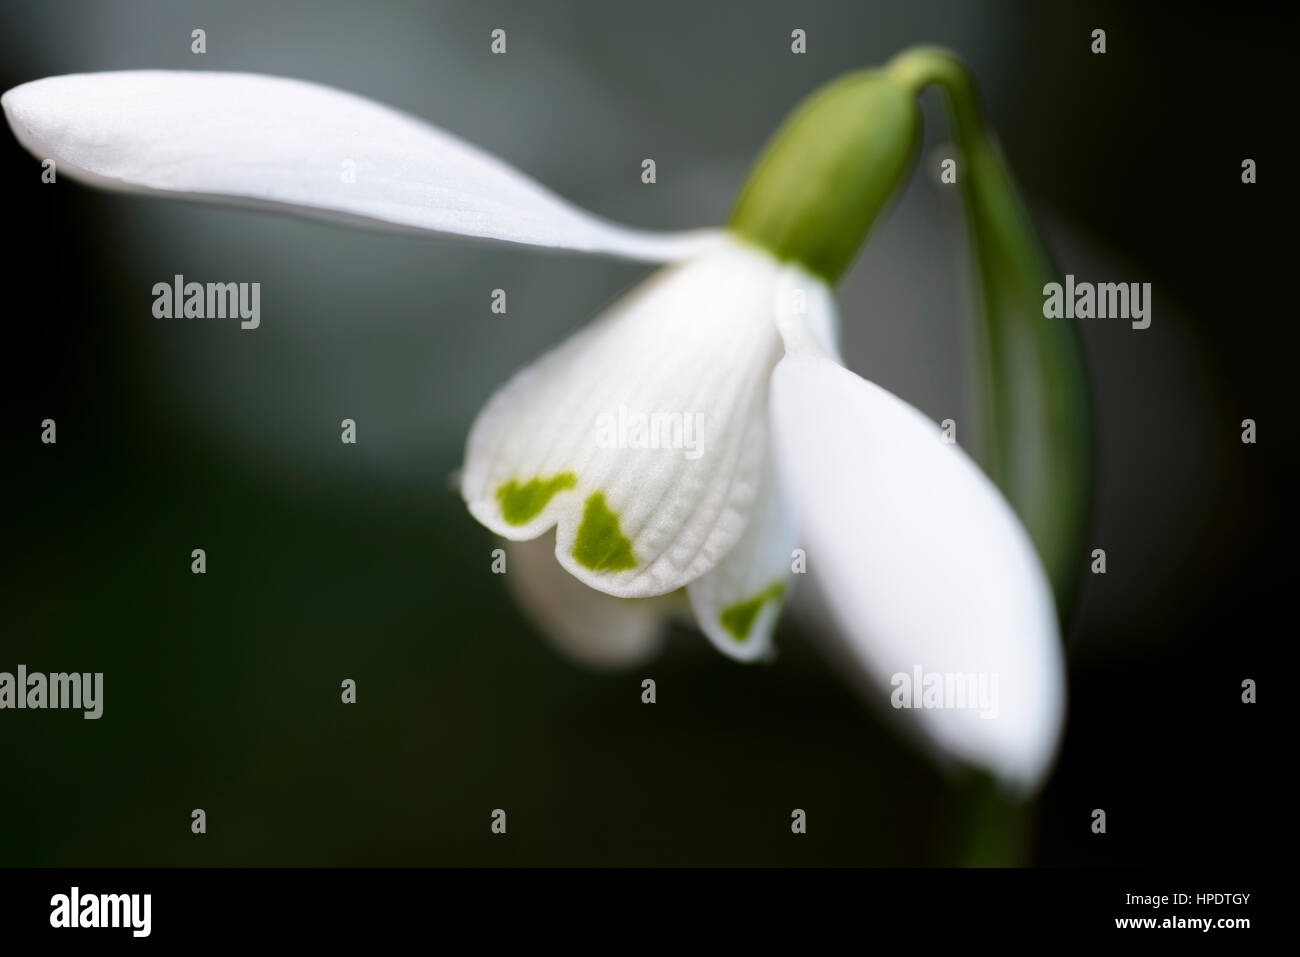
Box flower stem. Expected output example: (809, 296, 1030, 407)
(889, 47, 1094, 621)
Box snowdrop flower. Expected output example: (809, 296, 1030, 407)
(2, 49, 1080, 791)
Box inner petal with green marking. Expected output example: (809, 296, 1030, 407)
(572, 492, 637, 572)
(495, 472, 577, 526)
(720, 581, 786, 642)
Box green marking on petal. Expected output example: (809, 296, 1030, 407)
(719, 581, 787, 642)
(572, 492, 637, 572)
(495, 472, 577, 525)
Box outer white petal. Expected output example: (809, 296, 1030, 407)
(462, 236, 784, 598)
(1, 71, 720, 261)
(502, 534, 675, 670)
(768, 280, 1065, 790)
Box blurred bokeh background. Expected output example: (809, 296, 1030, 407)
(0, 0, 1285, 865)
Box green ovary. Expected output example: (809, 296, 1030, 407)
(572, 492, 637, 572)
(496, 473, 577, 525)
(720, 581, 786, 642)
(727, 69, 919, 283)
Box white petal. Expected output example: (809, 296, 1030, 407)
(680, 263, 838, 662)
(677, 266, 840, 661)
(1, 71, 720, 261)
(502, 534, 675, 670)
(686, 454, 797, 662)
(769, 326, 1065, 790)
(771, 262, 842, 361)
(462, 236, 784, 598)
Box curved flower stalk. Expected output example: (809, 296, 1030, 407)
(890, 49, 1093, 614)
(2, 51, 1087, 792)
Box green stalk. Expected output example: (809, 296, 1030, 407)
(890, 48, 1094, 621)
